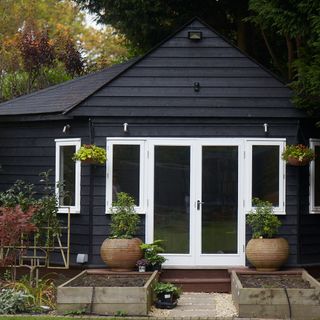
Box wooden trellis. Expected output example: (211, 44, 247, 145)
(0, 208, 71, 283)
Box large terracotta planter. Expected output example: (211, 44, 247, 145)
(100, 238, 143, 271)
(246, 238, 289, 271)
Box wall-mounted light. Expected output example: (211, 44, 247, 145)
(62, 124, 71, 134)
(123, 122, 129, 133)
(76, 253, 88, 264)
(194, 82, 200, 92)
(188, 31, 202, 40)
(263, 123, 269, 133)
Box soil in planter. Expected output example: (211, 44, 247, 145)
(238, 274, 312, 289)
(68, 274, 150, 287)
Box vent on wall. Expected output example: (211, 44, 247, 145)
(188, 31, 202, 40)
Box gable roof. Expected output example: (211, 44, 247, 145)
(0, 17, 305, 119)
(0, 58, 137, 116)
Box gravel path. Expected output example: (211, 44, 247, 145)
(149, 292, 237, 318)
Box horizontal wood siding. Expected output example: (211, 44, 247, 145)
(71, 20, 303, 119)
(0, 120, 92, 266)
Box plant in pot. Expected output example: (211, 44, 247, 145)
(140, 240, 167, 271)
(100, 192, 143, 271)
(246, 198, 289, 271)
(154, 282, 181, 309)
(73, 144, 106, 165)
(136, 259, 149, 272)
(281, 144, 314, 166)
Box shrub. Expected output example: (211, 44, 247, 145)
(140, 240, 167, 267)
(246, 198, 281, 239)
(110, 192, 140, 238)
(0, 288, 31, 314)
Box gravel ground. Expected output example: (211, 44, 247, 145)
(149, 292, 237, 318)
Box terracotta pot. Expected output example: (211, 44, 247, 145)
(246, 238, 289, 271)
(287, 156, 310, 166)
(100, 237, 143, 271)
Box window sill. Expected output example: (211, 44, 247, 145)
(58, 207, 80, 214)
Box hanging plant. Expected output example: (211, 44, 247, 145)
(281, 144, 315, 166)
(72, 144, 106, 165)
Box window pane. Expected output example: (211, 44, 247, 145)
(59, 145, 76, 206)
(315, 146, 320, 206)
(154, 146, 190, 254)
(112, 145, 140, 205)
(202, 146, 238, 254)
(252, 145, 279, 206)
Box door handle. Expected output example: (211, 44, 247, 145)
(196, 200, 204, 210)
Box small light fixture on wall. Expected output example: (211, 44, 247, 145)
(62, 124, 71, 134)
(263, 123, 269, 133)
(123, 122, 129, 133)
(188, 31, 203, 40)
(194, 82, 200, 92)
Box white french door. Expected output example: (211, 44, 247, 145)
(146, 138, 245, 267)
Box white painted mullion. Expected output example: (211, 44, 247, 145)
(145, 141, 154, 243)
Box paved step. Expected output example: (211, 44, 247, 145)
(160, 269, 232, 293)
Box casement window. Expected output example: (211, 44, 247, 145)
(106, 139, 145, 213)
(55, 138, 81, 213)
(245, 139, 286, 214)
(310, 139, 320, 213)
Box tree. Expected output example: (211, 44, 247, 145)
(247, 0, 320, 112)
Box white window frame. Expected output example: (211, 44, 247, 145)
(55, 138, 81, 214)
(106, 138, 146, 214)
(245, 138, 286, 215)
(309, 139, 320, 213)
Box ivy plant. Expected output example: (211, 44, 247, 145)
(73, 144, 106, 165)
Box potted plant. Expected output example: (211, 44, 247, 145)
(153, 282, 181, 309)
(100, 192, 143, 271)
(281, 144, 314, 166)
(73, 144, 106, 165)
(140, 240, 167, 271)
(136, 259, 149, 272)
(246, 198, 289, 271)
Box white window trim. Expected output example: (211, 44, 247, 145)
(245, 138, 286, 215)
(106, 138, 146, 214)
(55, 138, 81, 214)
(309, 139, 320, 214)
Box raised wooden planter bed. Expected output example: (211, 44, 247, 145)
(231, 270, 320, 319)
(57, 270, 158, 316)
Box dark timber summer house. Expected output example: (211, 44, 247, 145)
(0, 18, 320, 270)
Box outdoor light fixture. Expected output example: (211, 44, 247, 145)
(188, 31, 202, 40)
(123, 122, 129, 132)
(62, 124, 71, 134)
(76, 253, 88, 264)
(194, 82, 200, 92)
(264, 123, 269, 133)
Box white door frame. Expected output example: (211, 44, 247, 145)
(145, 138, 246, 267)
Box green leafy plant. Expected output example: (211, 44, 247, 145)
(73, 144, 106, 165)
(110, 192, 140, 238)
(281, 144, 315, 162)
(63, 307, 87, 315)
(115, 310, 128, 316)
(246, 198, 281, 239)
(0, 288, 31, 314)
(140, 240, 167, 267)
(153, 282, 181, 300)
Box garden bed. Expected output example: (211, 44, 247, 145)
(57, 270, 158, 316)
(231, 270, 320, 319)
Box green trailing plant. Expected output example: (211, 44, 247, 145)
(246, 198, 281, 239)
(140, 240, 167, 267)
(73, 144, 106, 165)
(0, 288, 32, 314)
(110, 192, 140, 238)
(153, 282, 181, 300)
(281, 144, 315, 162)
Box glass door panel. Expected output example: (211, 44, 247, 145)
(201, 146, 238, 254)
(154, 146, 190, 254)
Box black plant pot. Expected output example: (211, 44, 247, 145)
(147, 263, 162, 272)
(155, 293, 177, 309)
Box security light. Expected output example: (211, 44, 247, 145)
(188, 31, 202, 40)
